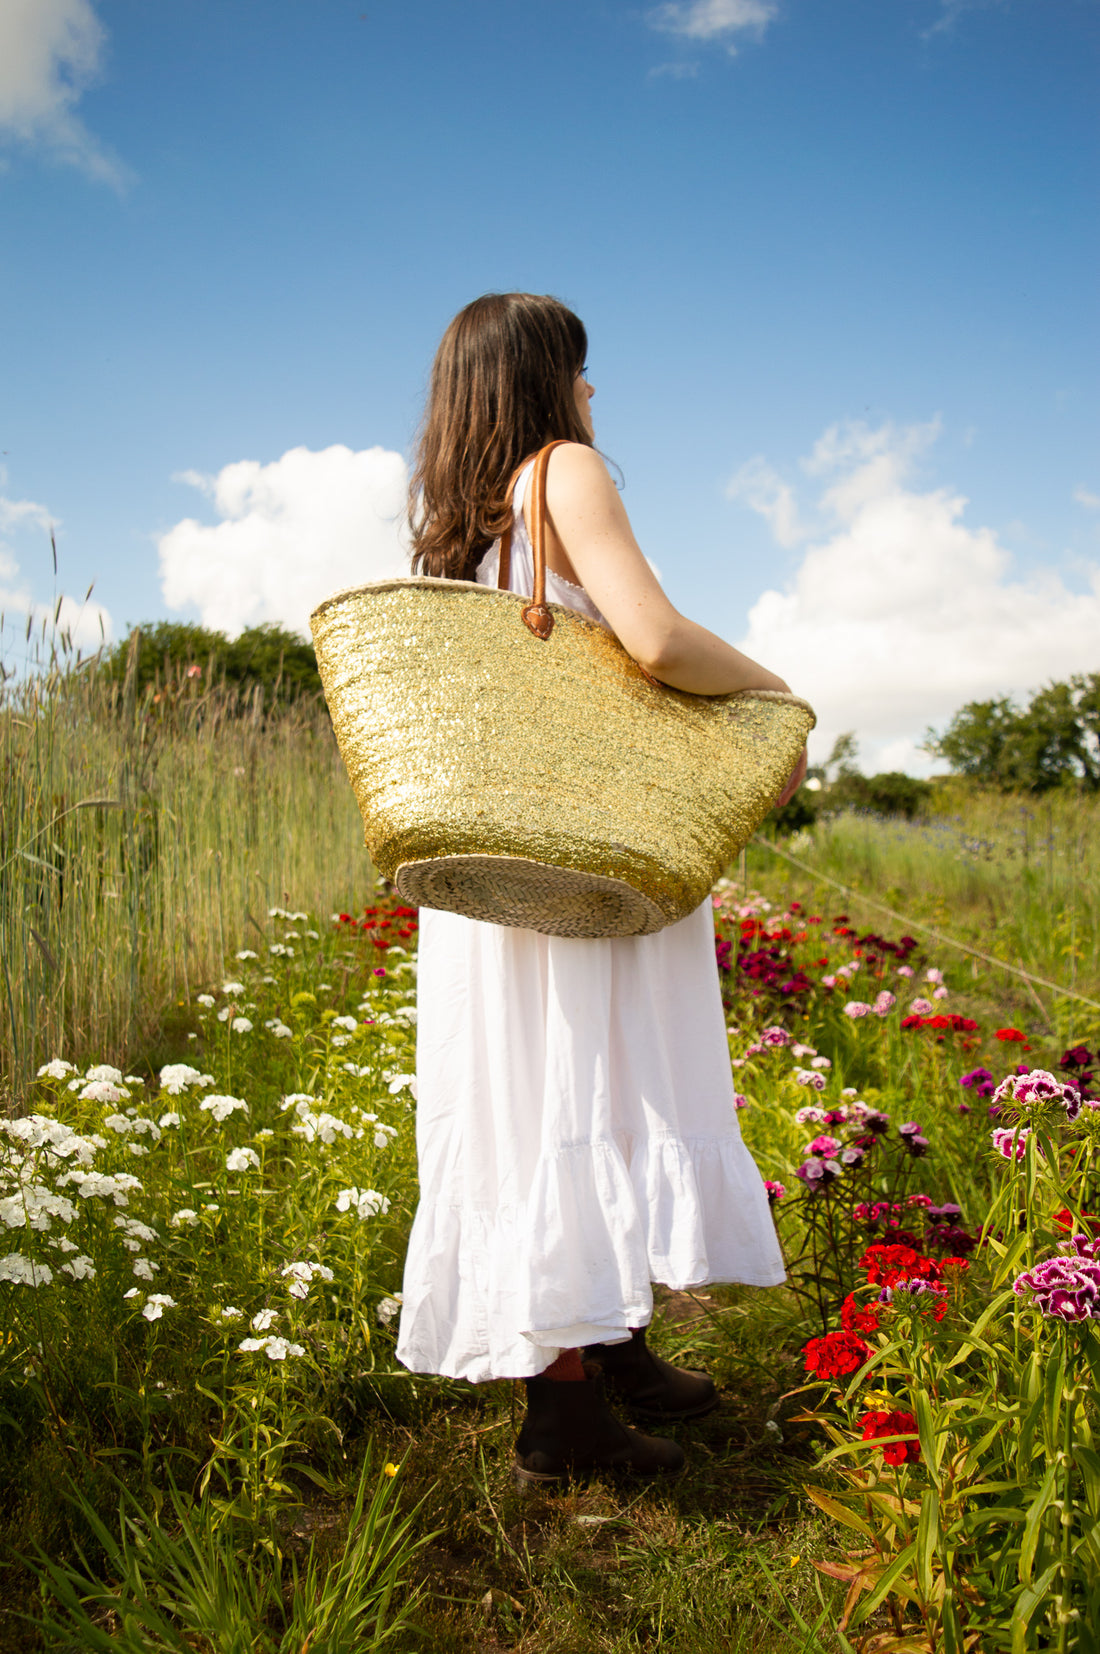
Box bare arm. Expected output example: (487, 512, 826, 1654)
(539, 443, 792, 697)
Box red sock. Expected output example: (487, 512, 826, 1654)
(540, 1347, 586, 1382)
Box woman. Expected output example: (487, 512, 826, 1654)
(396, 293, 805, 1485)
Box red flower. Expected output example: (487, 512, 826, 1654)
(372, 939, 390, 950)
(840, 1293, 880, 1334)
(860, 1409, 920, 1465)
(860, 1244, 940, 1289)
(803, 1330, 872, 1378)
(996, 1028, 1027, 1042)
(1054, 1208, 1100, 1235)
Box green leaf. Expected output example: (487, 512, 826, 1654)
(846, 1539, 920, 1630)
(915, 1488, 940, 1601)
(1019, 1462, 1058, 1584)
(804, 1484, 878, 1541)
(913, 1390, 943, 1488)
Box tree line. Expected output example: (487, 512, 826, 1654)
(923, 673, 1100, 793)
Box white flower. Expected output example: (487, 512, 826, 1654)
(170, 1208, 199, 1228)
(103, 1113, 132, 1134)
(235, 950, 258, 961)
(280, 1259, 334, 1299)
(810, 1056, 832, 1070)
(115, 1217, 159, 1244)
(222, 981, 245, 997)
(265, 1020, 293, 1038)
(60, 1170, 142, 1206)
(200, 1095, 249, 1123)
(269, 944, 294, 958)
(124, 1076, 144, 1086)
(387, 1074, 416, 1095)
(376, 1294, 402, 1326)
(123, 1286, 140, 1299)
(251, 1308, 278, 1332)
(50, 1236, 78, 1253)
(196, 994, 216, 1008)
(159, 1112, 181, 1129)
(226, 1147, 260, 1172)
(261, 1337, 303, 1361)
(791, 1043, 818, 1058)
(231, 1018, 253, 1035)
(142, 1293, 177, 1321)
(37, 1059, 76, 1080)
(132, 1258, 159, 1280)
(332, 1016, 358, 1032)
(335, 1187, 390, 1220)
(374, 1124, 398, 1149)
(305, 930, 319, 940)
(219, 1306, 243, 1320)
(331, 1034, 350, 1048)
(61, 1254, 96, 1281)
(0, 1253, 54, 1286)
(238, 1335, 304, 1360)
(159, 1064, 214, 1094)
(342, 1062, 371, 1078)
(203, 1203, 220, 1214)
(86, 1065, 124, 1085)
(82, 1081, 127, 1104)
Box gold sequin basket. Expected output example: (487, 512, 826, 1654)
(310, 442, 815, 938)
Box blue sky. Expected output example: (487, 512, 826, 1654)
(1, 0, 1097, 770)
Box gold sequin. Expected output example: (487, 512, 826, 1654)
(311, 578, 815, 937)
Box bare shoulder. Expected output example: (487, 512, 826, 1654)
(544, 443, 620, 513)
(545, 442, 614, 488)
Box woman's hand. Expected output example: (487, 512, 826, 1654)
(775, 746, 807, 809)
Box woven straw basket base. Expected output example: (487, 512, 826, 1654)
(396, 854, 665, 938)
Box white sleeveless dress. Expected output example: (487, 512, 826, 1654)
(395, 462, 785, 1383)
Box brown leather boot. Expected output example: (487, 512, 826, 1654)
(582, 1326, 718, 1421)
(513, 1364, 685, 1487)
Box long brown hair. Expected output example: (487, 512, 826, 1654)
(409, 293, 593, 580)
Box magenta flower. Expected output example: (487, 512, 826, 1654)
(733, 1093, 749, 1110)
(1014, 1246, 1100, 1321)
(764, 1180, 786, 1204)
(807, 1134, 841, 1158)
(873, 991, 896, 1016)
(991, 1125, 1031, 1161)
(793, 1068, 827, 1092)
(993, 1068, 1081, 1122)
(844, 1002, 872, 1019)
(761, 1026, 792, 1047)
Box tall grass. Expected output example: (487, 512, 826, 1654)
(756, 787, 1100, 1021)
(0, 627, 365, 1106)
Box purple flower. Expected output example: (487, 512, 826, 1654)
(733, 1093, 749, 1110)
(991, 1125, 1031, 1161)
(793, 1068, 827, 1092)
(927, 1204, 962, 1224)
(796, 1159, 826, 1190)
(864, 1110, 890, 1134)
(761, 1025, 792, 1047)
(1014, 1253, 1100, 1322)
(910, 997, 934, 1016)
(961, 1067, 995, 1099)
(844, 1001, 872, 1019)
(873, 991, 896, 1016)
(840, 1144, 867, 1166)
(993, 1068, 1081, 1122)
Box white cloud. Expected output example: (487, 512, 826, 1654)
(1074, 486, 1100, 512)
(0, 488, 113, 658)
(727, 456, 805, 548)
(0, 0, 130, 187)
(648, 0, 778, 49)
(731, 420, 1100, 776)
(159, 445, 409, 639)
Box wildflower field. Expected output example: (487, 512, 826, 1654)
(4, 658, 1100, 1652)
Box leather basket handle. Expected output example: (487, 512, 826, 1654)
(497, 440, 568, 640)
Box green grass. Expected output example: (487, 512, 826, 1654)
(0, 632, 365, 1104)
